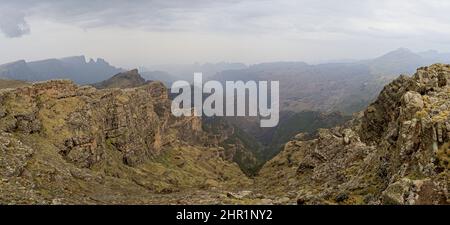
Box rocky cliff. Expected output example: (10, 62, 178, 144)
(0, 78, 250, 204)
(202, 117, 262, 176)
(257, 64, 449, 205)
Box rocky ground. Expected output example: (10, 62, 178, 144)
(256, 64, 449, 205)
(0, 78, 255, 204)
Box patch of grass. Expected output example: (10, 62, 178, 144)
(38, 96, 85, 142)
(432, 110, 450, 123)
(415, 110, 429, 119)
(437, 142, 450, 170)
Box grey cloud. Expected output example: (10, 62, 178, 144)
(1, 0, 450, 40)
(1, 0, 242, 33)
(0, 0, 217, 36)
(0, 7, 30, 37)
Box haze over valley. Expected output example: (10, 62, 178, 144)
(1, 48, 450, 174)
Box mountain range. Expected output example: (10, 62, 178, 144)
(0, 48, 445, 106)
(213, 48, 450, 114)
(143, 62, 247, 81)
(0, 56, 122, 84)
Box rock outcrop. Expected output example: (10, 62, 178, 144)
(93, 69, 148, 89)
(257, 64, 450, 205)
(202, 117, 262, 175)
(0, 78, 250, 204)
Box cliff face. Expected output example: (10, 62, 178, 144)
(257, 64, 449, 205)
(0, 79, 250, 204)
(202, 117, 262, 176)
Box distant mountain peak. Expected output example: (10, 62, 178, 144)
(367, 48, 425, 76)
(95, 58, 109, 65)
(109, 69, 141, 80)
(129, 68, 139, 74)
(93, 69, 147, 89)
(394, 47, 413, 52)
(379, 48, 418, 58)
(60, 55, 87, 64)
(1, 59, 27, 67)
(0, 56, 121, 84)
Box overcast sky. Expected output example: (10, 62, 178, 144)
(1, 0, 450, 68)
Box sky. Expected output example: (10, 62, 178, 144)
(1, 0, 450, 68)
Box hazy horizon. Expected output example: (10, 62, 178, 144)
(0, 47, 445, 71)
(2, 0, 450, 68)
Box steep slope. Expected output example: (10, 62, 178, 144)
(93, 69, 148, 89)
(93, 70, 264, 176)
(257, 64, 450, 205)
(263, 111, 351, 160)
(221, 111, 351, 166)
(0, 79, 251, 204)
(202, 117, 263, 175)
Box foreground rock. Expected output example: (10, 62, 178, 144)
(257, 64, 449, 205)
(0, 78, 251, 204)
